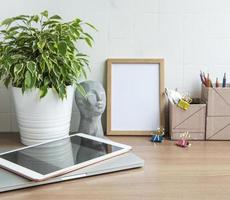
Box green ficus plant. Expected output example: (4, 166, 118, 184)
(0, 10, 96, 99)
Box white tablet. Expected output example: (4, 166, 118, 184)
(0, 133, 131, 181)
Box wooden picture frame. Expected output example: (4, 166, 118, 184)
(106, 58, 165, 136)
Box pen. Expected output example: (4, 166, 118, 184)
(207, 73, 210, 87)
(222, 73, 226, 87)
(200, 71, 205, 85)
(206, 73, 213, 88)
(203, 72, 207, 85)
(209, 78, 213, 88)
(216, 78, 220, 88)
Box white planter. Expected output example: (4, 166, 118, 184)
(11, 86, 74, 146)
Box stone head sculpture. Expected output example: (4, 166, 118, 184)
(75, 81, 106, 138)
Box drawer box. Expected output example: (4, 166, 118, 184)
(201, 84, 230, 116)
(169, 100, 206, 140)
(206, 116, 230, 140)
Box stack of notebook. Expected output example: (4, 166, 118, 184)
(0, 133, 144, 193)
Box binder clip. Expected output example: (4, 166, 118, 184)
(165, 88, 192, 110)
(151, 128, 164, 143)
(175, 131, 191, 148)
(177, 99, 190, 110)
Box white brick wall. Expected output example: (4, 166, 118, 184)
(0, 0, 230, 132)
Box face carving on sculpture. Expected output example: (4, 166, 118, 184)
(75, 81, 106, 118)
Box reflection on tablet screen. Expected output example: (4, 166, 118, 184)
(0, 135, 122, 175)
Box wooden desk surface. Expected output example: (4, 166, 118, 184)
(1, 133, 230, 200)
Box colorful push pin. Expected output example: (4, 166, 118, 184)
(176, 131, 191, 148)
(151, 128, 164, 143)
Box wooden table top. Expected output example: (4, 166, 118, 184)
(1, 133, 230, 200)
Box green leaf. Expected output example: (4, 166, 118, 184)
(76, 53, 87, 57)
(27, 61, 36, 74)
(31, 75, 36, 88)
(70, 25, 80, 37)
(51, 66, 59, 78)
(13, 15, 29, 21)
(58, 41, 67, 56)
(14, 63, 24, 75)
(43, 20, 59, 26)
(81, 68, 87, 79)
(24, 71, 32, 88)
(50, 15, 62, 20)
(39, 86, 48, 98)
(41, 10, 48, 18)
(32, 15, 39, 23)
(37, 40, 46, 51)
(76, 84, 86, 97)
(7, 26, 21, 32)
(40, 57, 46, 71)
(43, 77, 50, 86)
(74, 18, 82, 25)
(84, 37, 92, 47)
(47, 41, 56, 52)
(60, 66, 67, 78)
(4, 76, 11, 88)
(1, 18, 13, 26)
(85, 22, 97, 31)
(84, 32, 94, 41)
(59, 84, 67, 99)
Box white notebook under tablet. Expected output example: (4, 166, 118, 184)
(0, 133, 132, 181)
(0, 152, 144, 193)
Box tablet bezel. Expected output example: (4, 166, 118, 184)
(0, 133, 132, 181)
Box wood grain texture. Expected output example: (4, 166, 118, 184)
(1, 133, 230, 199)
(106, 58, 165, 136)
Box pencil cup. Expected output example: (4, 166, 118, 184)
(201, 84, 230, 140)
(169, 99, 206, 140)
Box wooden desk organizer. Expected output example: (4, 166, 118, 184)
(201, 84, 230, 140)
(169, 99, 206, 140)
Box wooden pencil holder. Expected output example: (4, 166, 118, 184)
(169, 99, 206, 140)
(201, 84, 230, 140)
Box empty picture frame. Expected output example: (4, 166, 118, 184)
(106, 58, 165, 136)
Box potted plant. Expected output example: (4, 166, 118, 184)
(0, 10, 96, 145)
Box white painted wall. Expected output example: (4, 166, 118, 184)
(0, 0, 229, 132)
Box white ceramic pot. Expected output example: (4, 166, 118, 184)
(11, 86, 74, 146)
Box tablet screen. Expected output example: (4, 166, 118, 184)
(0, 135, 122, 175)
